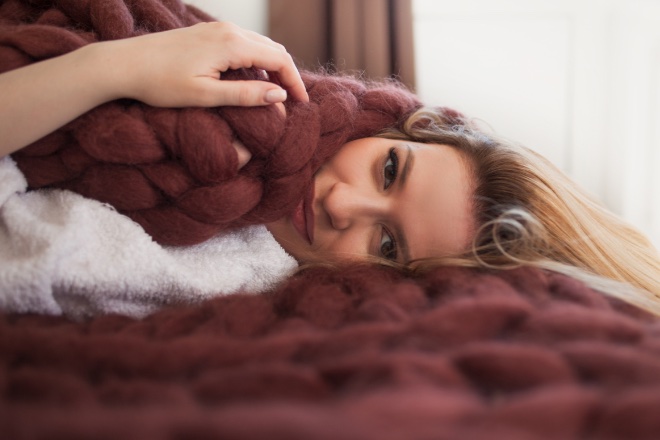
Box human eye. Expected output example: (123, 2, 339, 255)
(379, 226, 398, 261)
(383, 147, 399, 189)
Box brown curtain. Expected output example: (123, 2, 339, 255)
(268, 0, 415, 90)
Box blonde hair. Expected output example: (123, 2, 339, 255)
(378, 107, 660, 315)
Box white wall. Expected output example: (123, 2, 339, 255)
(414, 0, 660, 247)
(184, 0, 268, 34)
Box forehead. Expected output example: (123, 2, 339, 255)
(397, 141, 476, 260)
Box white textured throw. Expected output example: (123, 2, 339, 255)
(0, 156, 297, 319)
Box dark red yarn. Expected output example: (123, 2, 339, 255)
(1, 0, 421, 245)
(1, 265, 659, 440)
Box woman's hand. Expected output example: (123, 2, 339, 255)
(107, 21, 308, 108)
(0, 21, 304, 159)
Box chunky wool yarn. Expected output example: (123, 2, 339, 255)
(0, 0, 421, 245)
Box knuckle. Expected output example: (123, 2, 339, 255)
(227, 56, 253, 71)
(221, 28, 243, 46)
(236, 86, 255, 106)
(211, 21, 233, 32)
(191, 83, 214, 106)
(217, 22, 243, 40)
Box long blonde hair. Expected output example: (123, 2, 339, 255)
(378, 107, 660, 315)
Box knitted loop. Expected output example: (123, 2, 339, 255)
(4, 0, 422, 246)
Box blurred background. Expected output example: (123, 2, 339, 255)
(187, 0, 660, 248)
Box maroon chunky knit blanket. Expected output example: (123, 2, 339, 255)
(0, 0, 420, 245)
(2, 265, 659, 440)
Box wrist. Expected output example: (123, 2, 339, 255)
(74, 41, 132, 104)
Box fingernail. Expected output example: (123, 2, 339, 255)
(265, 88, 287, 103)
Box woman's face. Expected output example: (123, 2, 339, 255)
(266, 137, 475, 264)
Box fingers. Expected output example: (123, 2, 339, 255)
(128, 22, 309, 108)
(202, 79, 289, 107)
(272, 102, 286, 117)
(216, 23, 309, 103)
(270, 65, 309, 103)
(232, 138, 252, 170)
(258, 45, 308, 103)
(239, 50, 308, 103)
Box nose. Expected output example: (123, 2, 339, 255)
(322, 182, 387, 230)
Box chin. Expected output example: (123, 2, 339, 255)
(266, 219, 306, 262)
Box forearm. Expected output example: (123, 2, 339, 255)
(0, 42, 121, 158)
(0, 22, 307, 160)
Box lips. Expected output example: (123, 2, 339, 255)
(291, 180, 315, 244)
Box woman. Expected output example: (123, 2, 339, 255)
(2, 22, 659, 317)
(269, 107, 660, 315)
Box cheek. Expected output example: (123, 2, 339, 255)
(320, 145, 372, 181)
(313, 232, 369, 262)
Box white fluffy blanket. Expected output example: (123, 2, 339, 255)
(0, 156, 297, 319)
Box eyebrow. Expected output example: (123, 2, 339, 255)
(396, 145, 414, 263)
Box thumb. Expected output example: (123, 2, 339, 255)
(204, 79, 288, 107)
